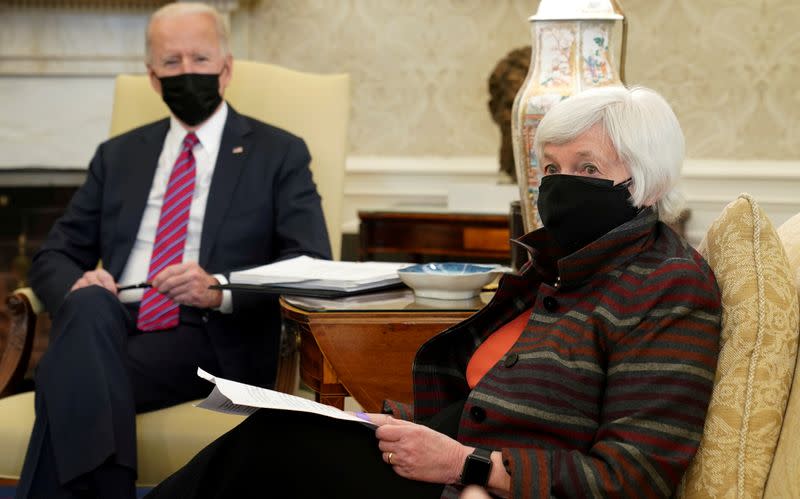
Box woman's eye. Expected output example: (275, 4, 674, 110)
(582, 164, 599, 175)
(543, 164, 558, 175)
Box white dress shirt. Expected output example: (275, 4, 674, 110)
(117, 103, 232, 313)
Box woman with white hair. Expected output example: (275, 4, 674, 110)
(147, 86, 721, 499)
(532, 84, 687, 242)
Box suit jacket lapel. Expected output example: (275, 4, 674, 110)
(108, 120, 168, 278)
(200, 106, 251, 267)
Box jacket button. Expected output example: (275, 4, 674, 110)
(543, 296, 558, 312)
(469, 406, 486, 423)
(201, 313, 209, 323)
(504, 353, 519, 368)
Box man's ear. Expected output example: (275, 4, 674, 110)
(148, 66, 163, 97)
(218, 55, 234, 96)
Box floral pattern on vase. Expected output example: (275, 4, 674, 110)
(582, 26, 615, 85)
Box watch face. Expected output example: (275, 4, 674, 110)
(461, 448, 492, 486)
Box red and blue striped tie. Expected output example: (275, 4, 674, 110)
(137, 132, 199, 331)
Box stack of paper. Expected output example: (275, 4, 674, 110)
(229, 255, 411, 293)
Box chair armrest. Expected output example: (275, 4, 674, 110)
(0, 289, 39, 397)
(15, 287, 44, 315)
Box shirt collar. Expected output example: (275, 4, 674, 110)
(167, 101, 228, 156)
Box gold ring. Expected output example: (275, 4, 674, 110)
(387, 452, 394, 465)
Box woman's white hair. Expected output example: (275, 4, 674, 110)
(533, 85, 686, 222)
(145, 2, 231, 65)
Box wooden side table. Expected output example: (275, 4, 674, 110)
(358, 210, 511, 263)
(280, 291, 489, 412)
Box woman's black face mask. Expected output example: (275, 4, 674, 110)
(159, 73, 222, 126)
(536, 174, 640, 255)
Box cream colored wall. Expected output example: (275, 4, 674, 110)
(3, 0, 797, 162)
(1, 0, 799, 245)
(243, 0, 531, 157)
(245, 0, 800, 161)
(623, 0, 800, 160)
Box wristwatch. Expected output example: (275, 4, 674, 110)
(460, 447, 493, 486)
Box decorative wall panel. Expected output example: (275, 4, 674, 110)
(0, 0, 247, 75)
(622, 0, 800, 159)
(1, 0, 798, 165)
(0, 7, 150, 75)
(249, 0, 534, 159)
(248, 0, 800, 160)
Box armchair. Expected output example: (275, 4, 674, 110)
(453, 195, 800, 498)
(677, 194, 800, 498)
(0, 60, 350, 486)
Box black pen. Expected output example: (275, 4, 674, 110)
(116, 282, 152, 292)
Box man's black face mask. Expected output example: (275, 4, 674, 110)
(158, 73, 222, 126)
(537, 174, 640, 255)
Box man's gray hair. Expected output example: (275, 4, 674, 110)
(145, 2, 231, 65)
(533, 85, 686, 222)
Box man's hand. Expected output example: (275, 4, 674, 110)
(150, 261, 222, 309)
(71, 268, 118, 295)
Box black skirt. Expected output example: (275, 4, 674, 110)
(145, 408, 447, 499)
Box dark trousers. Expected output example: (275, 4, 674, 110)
(16, 286, 221, 499)
(145, 409, 446, 499)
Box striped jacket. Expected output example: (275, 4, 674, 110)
(385, 208, 721, 499)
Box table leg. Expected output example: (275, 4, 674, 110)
(298, 325, 348, 409)
(316, 355, 347, 410)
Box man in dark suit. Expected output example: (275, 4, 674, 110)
(16, 3, 331, 498)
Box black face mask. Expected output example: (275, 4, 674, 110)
(537, 174, 640, 255)
(158, 73, 222, 126)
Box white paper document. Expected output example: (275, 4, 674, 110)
(229, 255, 410, 291)
(195, 368, 377, 429)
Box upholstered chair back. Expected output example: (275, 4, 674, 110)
(109, 60, 350, 259)
(677, 194, 800, 498)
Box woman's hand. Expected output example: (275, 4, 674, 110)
(369, 413, 471, 484)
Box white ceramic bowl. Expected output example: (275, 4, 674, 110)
(397, 262, 508, 300)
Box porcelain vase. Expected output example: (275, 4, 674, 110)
(511, 2, 626, 233)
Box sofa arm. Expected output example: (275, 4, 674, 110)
(0, 288, 39, 397)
